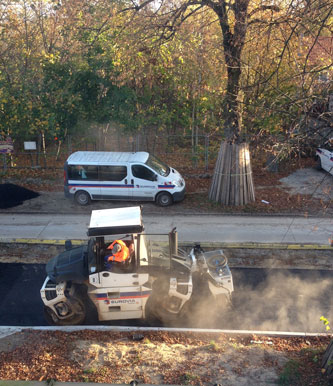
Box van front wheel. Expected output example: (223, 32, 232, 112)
(156, 192, 172, 207)
(75, 190, 91, 206)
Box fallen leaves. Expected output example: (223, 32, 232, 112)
(1, 155, 330, 216)
(0, 330, 331, 385)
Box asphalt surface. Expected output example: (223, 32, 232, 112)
(1, 263, 332, 332)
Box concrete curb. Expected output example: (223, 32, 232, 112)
(1, 325, 331, 338)
(0, 238, 85, 246)
(1, 238, 332, 250)
(1, 209, 332, 218)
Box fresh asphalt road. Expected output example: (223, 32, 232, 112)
(0, 263, 332, 332)
(0, 212, 332, 244)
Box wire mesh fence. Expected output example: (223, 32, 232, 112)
(1, 133, 224, 173)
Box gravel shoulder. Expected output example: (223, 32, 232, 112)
(280, 168, 333, 202)
(0, 167, 332, 216)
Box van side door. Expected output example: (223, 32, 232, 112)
(99, 165, 130, 200)
(130, 164, 158, 200)
(67, 165, 100, 199)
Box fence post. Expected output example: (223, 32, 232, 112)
(192, 140, 197, 168)
(2, 154, 7, 172)
(205, 135, 209, 171)
(36, 133, 41, 167)
(67, 135, 72, 155)
(29, 151, 34, 167)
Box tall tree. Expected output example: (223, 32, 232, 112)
(122, 0, 262, 204)
(123, 0, 331, 205)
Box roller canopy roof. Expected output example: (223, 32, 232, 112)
(87, 206, 143, 236)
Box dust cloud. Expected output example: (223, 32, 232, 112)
(181, 269, 333, 333)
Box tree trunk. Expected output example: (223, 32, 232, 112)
(209, 142, 255, 205)
(322, 339, 333, 378)
(208, 0, 255, 206)
(41, 131, 47, 167)
(55, 139, 62, 161)
(208, 61, 256, 206)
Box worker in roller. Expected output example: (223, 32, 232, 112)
(104, 240, 130, 270)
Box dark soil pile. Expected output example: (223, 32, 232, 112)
(0, 183, 40, 209)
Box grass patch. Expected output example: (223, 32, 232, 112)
(207, 340, 223, 352)
(300, 346, 326, 364)
(83, 368, 98, 374)
(278, 359, 301, 385)
(182, 372, 200, 384)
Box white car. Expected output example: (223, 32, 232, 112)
(316, 140, 333, 175)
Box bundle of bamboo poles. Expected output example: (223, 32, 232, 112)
(209, 142, 255, 206)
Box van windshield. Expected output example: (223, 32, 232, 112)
(145, 155, 170, 177)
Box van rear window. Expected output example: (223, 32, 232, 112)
(68, 165, 98, 180)
(99, 165, 127, 181)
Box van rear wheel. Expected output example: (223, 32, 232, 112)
(75, 190, 91, 206)
(156, 192, 172, 207)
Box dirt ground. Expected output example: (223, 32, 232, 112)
(0, 158, 332, 215)
(0, 330, 331, 386)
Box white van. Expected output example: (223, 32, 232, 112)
(64, 151, 185, 206)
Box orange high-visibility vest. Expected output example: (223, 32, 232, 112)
(107, 240, 130, 263)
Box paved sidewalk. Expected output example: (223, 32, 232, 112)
(0, 213, 332, 245)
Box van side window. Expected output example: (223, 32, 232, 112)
(68, 165, 98, 180)
(99, 165, 127, 181)
(132, 165, 156, 181)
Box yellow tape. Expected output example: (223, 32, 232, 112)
(0, 238, 84, 245)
